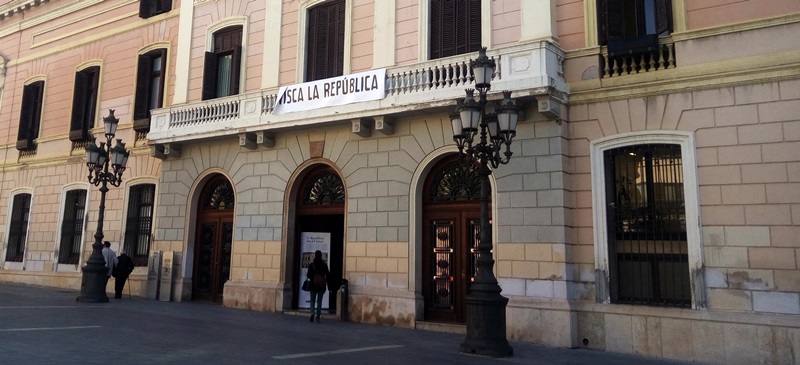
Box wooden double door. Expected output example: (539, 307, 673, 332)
(193, 212, 233, 302)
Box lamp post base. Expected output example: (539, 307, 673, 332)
(76, 262, 109, 303)
(459, 291, 513, 357)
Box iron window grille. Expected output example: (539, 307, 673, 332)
(124, 184, 155, 267)
(6, 193, 32, 262)
(58, 190, 87, 264)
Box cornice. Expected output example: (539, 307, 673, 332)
(671, 13, 800, 42)
(0, 0, 51, 21)
(568, 50, 800, 104)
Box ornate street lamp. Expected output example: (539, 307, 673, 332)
(77, 109, 130, 303)
(450, 47, 519, 357)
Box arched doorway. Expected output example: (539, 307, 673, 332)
(422, 155, 484, 323)
(192, 174, 234, 302)
(293, 164, 345, 311)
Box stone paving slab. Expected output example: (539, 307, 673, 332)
(0, 283, 702, 365)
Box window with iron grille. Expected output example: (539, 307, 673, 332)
(429, 0, 481, 60)
(6, 193, 32, 263)
(58, 190, 87, 265)
(202, 26, 242, 100)
(69, 67, 100, 142)
(16, 81, 44, 151)
(133, 49, 167, 132)
(597, 0, 672, 45)
(605, 144, 690, 307)
(139, 0, 172, 19)
(305, 0, 345, 82)
(124, 184, 155, 267)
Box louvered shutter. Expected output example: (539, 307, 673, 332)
(69, 72, 88, 141)
(17, 84, 35, 150)
(598, 0, 626, 44)
(133, 54, 151, 121)
(430, 0, 442, 59)
(333, 1, 345, 78)
(654, 0, 672, 35)
(139, 0, 152, 18)
(230, 46, 242, 96)
(160, 0, 172, 13)
(467, 0, 481, 53)
(202, 52, 218, 101)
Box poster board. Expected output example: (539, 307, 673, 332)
(297, 232, 330, 309)
(146, 251, 161, 300)
(159, 251, 173, 302)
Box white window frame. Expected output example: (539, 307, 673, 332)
(418, 0, 492, 61)
(296, 0, 353, 81)
(590, 130, 705, 308)
(2, 188, 34, 270)
(54, 183, 91, 271)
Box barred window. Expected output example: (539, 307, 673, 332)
(124, 184, 155, 266)
(58, 190, 87, 264)
(6, 193, 32, 262)
(605, 144, 690, 307)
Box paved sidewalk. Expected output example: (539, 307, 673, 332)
(0, 283, 701, 365)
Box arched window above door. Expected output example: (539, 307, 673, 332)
(302, 171, 345, 206)
(202, 178, 234, 210)
(427, 159, 480, 202)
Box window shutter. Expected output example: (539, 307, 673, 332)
(139, 0, 152, 18)
(430, 0, 442, 59)
(230, 46, 242, 96)
(159, 0, 172, 13)
(598, 0, 627, 44)
(133, 54, 151, 121)
(17, 84, 35, 149)
(69, 72, 88, 141)
(467, 0, 481, 53)
(654, 0, 672, 35)
(202, 51, 218, 101)
(333, 1, 345, 78)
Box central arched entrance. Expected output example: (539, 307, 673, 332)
(422, 155, 483, 323)
(192, 174, 234, 302)
(292, 164, 345, 311)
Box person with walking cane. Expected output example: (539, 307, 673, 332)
(113, 250, 135, 299)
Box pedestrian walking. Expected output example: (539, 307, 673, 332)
(306, 250, 329, 323)
(113, 250, 135, 299)
(101, 241, 118, 287)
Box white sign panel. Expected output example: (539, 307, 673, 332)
(272, 69, 386, 115)
(298, 232, 331, 309)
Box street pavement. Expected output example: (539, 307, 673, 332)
(0, 282, 701, 365)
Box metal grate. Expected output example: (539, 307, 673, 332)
(124, 184, 155, 266)
(58, 190, 87, 265)
(5, 194, 31, 262)
(605, 144, 690, 307)
(430, 220, 454, 310)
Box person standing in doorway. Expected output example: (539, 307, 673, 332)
(307, 250, 329, 323)
(113, 250, 135, 299)
(102, 241, 118, 287)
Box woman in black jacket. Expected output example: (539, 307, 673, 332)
(307, 250, 329, 323)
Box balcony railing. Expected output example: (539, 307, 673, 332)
(149, 41, 565, 144)
(600, 36, 676, 78)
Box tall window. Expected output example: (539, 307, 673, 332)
(202, 26, 242, 100)
(124, 184, 155, 266)
(429, 0, 481, 60)
(69, 66, 100, 142)
(5, 193, 32, 263)
(133, 49, 167, 132)
(139, 0, 172, 19)
(604, 144, 689, 307)
(597, 0, 672, 45)
(58, 190, 87, 265)
(16, 81, 44, 151)
(305, 0, 345, 81)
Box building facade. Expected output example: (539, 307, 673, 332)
(0, 0, 177, 292)
(1, 1, 799, 364)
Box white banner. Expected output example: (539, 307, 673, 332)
(298, 232, 331, 309)
(272, 69, 386, 115)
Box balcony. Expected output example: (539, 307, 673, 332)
(148, 41, 567, 149)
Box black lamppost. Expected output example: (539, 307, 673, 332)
(77, 110, 130, 303)
(450, 47, 519, 357)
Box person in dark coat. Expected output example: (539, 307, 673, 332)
(306, 250, 329, 323)
(113, 250, 135, 299)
